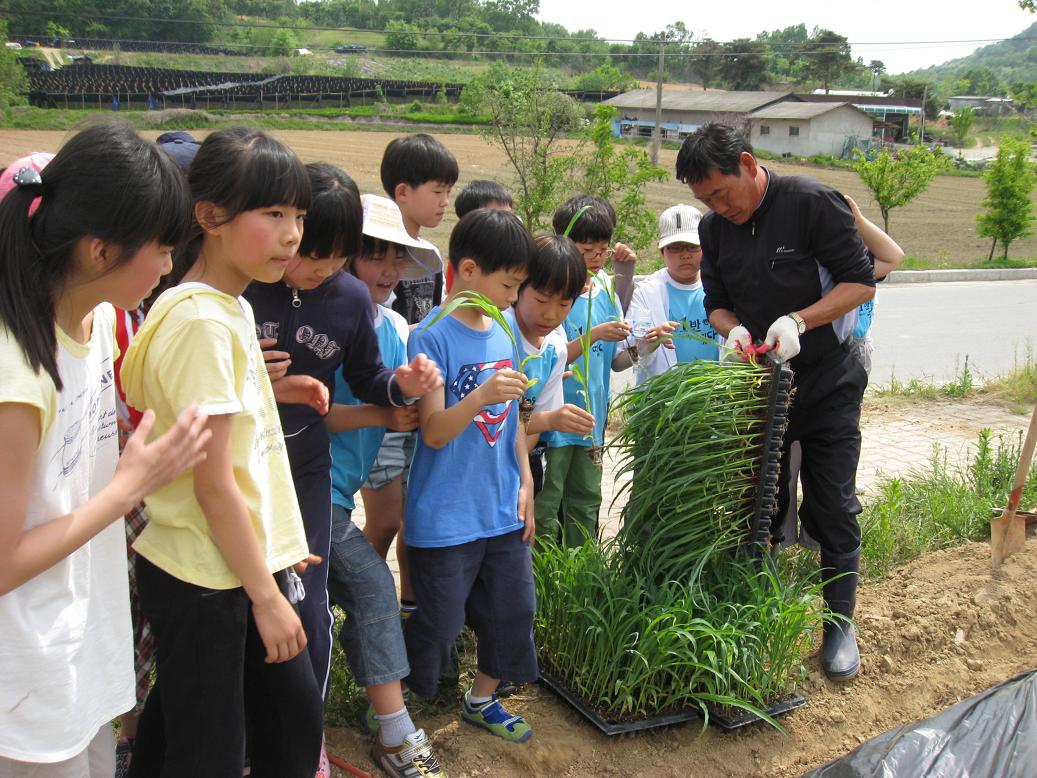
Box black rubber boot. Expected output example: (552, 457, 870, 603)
(820, 545, 860, 681)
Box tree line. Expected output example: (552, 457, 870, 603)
(7, 1, 1036, 110)
(4, 2, 881, 94)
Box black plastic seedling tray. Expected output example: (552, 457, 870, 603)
(707, 693, 806, 730)
(539, 670, 700, 736)
(747, 360, 794, 557)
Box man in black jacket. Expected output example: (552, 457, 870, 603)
(675, 123, 875, 680)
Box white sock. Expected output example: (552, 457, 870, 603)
(376, 707, 416, 749)
(467, 690, 493, 706)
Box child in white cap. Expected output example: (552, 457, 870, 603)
(626, 204, 721, 385)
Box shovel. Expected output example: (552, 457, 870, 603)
(991, 403, 1037, 570)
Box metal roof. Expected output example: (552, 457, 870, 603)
(749, 102, 872, 121)
(605, 88, 794, 113)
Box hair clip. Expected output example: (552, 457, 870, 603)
(13, 166, 43, 189)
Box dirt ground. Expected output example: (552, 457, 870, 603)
(0, 127, 1034, 265)
(320, 539, 1037, 778)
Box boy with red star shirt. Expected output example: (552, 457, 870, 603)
(403, 209, 539, 743)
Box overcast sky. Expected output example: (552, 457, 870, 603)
(535, 0, 1036, 74)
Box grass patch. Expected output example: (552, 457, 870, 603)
(898, 254, 954, 270)
(859, 428, 1037, 578)
(984, 344, 1037, 410)
(900, 255, 1037, 270)
(873, 355, 977, 400)
(0, 105, 489, 133)
(874, 349, 1037, 409)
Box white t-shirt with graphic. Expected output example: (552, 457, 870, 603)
(0, 303, 134, 763)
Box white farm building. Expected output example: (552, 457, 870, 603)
(748, 102, 875, 157)
(603, 88, 880, 157)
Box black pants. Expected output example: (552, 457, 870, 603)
(129, 557, 323, 778)
(285, 424, 335, 702)
(775, 345, 868, 556)
(404, 529, 539, 699)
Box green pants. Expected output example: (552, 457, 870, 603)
(535, 444, 602, 547)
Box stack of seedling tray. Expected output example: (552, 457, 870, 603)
(534, 359, 823, 734)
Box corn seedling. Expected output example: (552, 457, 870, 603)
(560, 204, 602, 461)
(422, 291, 541, 422)
(611, 360, 781, 584)
(534, 358, 814, 730)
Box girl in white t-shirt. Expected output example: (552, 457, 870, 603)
(0, 125, 209, 776)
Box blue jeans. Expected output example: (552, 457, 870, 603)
(327, 505, 409, 687)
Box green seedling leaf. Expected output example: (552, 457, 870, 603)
(570, 362, 586, 385)
(562, 204, 593, 238)
(520, 353, 542, 371)
(591, 271, 623, 322)
(422, 290, 524, 375)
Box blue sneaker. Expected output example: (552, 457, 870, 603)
(460, 692, 532, 742)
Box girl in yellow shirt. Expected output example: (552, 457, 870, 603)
(121, 127, 325, 778)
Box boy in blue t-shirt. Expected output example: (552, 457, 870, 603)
(627, 203, 720, 386)
(404, 209, 538, 742)
(535, 197, 633, 546)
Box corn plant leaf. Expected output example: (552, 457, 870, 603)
(562, 204, 593, 238)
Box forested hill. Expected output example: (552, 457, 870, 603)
(907, 19, 1037, 99)
(6, 1, 1037, 102)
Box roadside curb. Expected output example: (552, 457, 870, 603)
(885, 268, 1037, 284)
(631, 267, 1037, 287)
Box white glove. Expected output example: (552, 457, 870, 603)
(725, 325, 752, 352)
(764, 315, 802, 361)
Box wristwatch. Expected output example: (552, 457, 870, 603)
(789, 312, 807, 334)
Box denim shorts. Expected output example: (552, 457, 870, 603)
(363, 431, 414, 490)
(326, 505, 409, 688)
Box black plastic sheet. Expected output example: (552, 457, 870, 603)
(806, 670, 1037, 778)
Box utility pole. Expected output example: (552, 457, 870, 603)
(918, 84, 928, 144)
(651, 36, 665, 165)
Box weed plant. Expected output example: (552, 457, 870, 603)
(984, 344, 1037, 408)
(859, 428, 1037, 578)
(876, 356, 975, 400)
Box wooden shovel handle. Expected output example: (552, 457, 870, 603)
(1007, 404, 1037, 514)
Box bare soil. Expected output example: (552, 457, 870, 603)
(324, 539, 1037, 777)
(1, 128, 1034, 265)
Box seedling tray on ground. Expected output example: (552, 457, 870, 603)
(539, 669, 700, 736)
(707, 693, 806, 730)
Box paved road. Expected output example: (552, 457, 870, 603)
(612, 279, 1037, 393)
(871, 279, 1037, 385)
